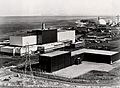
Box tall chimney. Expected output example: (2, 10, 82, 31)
(98, 16, 100, 21)
(42, 23, 46, 30)
(116, 15, 119, 24)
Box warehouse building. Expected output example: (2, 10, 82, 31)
(39, 51, 71, 72)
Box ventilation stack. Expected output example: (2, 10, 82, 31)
(41, 23, 46, 30)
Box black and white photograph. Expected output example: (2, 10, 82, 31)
(0, 0, 120, 87)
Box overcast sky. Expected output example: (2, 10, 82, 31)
(0, 0, 120, 16)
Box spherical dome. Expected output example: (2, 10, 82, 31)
(99, 19, 106, 25)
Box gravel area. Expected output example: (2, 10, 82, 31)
(51, 61, 114, 78)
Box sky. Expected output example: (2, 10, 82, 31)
(0, 0, 119, 16)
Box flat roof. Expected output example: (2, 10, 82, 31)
(71, 49, 85, 56)
(1, 46, 16, 49)
(71, 48, 118, 56)
(32, 29, 57, 31)
(58, 30, 75, 32)
(11, 33, 36, 37)
(40, 50, 70, 57)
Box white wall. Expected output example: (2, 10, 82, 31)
(0, 45, 37, 56)
(22, 35, 37, 46)
(10, 36, 22, 46)
(10, 35, 37, 46)
(1, 46, 15, 54)
(57, 30, 75, 43)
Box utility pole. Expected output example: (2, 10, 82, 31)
(116, 15, 119, 26)
(24, 44, 35, 86)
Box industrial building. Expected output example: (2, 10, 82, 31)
(38, 48, 119, 72)
(37, 40, 72, 53)
(1, 28, 75, 56)
(0, 45, 37, 56)
(10, 35, 37, 46)
(57, 30, 75, 43)
(30, 29, 75, 44)
(39, 51, 71, 72)
(71, 49, 119, 64)
(31, 29, 57, 44)
(0, 22, 120, 73)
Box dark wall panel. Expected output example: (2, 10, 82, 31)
(51, 52, 71, 72)
(39, 56, 51, 72)
(42, 30, 57, 44)
(39, 51, 71, 72)
(83, 53, 111, 64)
(111, 53, 120, 63)
(30, 29, 57, 44)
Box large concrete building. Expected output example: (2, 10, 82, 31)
(10, 35, 37, 46)
(30, 29, 75, 44)
(5, 29, 75, 56)
(31, 29, 57, 44)
(57, 30, 75, 43)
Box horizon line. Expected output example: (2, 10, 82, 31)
(0, 15, 117, 17)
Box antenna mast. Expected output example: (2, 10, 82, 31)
(24, 44, 35, 85)
(116, 15, 119, 25)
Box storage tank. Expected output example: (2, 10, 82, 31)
(99, 19, 106, 25)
